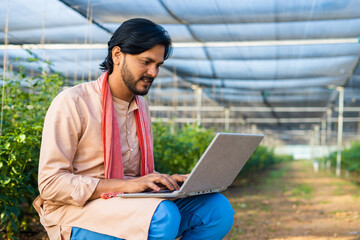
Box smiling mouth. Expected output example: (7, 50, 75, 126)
(141, 77, 154, 84)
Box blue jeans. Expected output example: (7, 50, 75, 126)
(71, 193, 234, 240)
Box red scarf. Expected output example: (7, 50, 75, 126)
(97, 71, 154, 179)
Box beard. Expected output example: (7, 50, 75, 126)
(121, 58, 154, 96)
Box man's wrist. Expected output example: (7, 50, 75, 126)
(89, 178, 127, 200)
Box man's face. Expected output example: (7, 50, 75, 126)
(121, 44, 165, 96)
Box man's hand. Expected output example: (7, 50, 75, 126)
(170, 174, 189, 186)
(90, 173, 190, 200)
(128, 173, 181, 192)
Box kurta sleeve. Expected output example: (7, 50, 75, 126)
(38, 91, 100, 207)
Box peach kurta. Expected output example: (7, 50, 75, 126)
(33, 80, 163, 240)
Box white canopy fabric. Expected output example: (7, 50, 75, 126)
(1, 0, 359, 144)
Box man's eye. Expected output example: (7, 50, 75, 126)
(142, 60, 149, 65)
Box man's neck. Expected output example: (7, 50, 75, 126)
(108, 72, 134, 102)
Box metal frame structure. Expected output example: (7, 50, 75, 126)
(1, 0, 360, 149)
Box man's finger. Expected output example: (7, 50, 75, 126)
(156, 174, 179, 190)
(164, 174, 181, 190)
(171, 174, 188, 183)
(146, 181, 161, 192)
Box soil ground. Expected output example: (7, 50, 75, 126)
(224, 160, 360, 240)
(16, 160, 360, 240)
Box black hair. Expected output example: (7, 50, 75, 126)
(100, 18, 172, 74)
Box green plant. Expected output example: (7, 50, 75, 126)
(289, 183, 314, 199)
(342, 141, 360, 173)
(323, 141, 360, 175)
(153, 122, 214, 174)
(153, 122, 292, 178)
(0, 126, 42, 238)
(0, 55, 64, 239)
(239, 145, 291, 177)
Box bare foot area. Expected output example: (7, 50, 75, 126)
(224, 160, 360, 240)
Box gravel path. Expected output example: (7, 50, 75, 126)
(224, 160, 360, 240)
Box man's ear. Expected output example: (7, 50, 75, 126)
(112, 46, 122, 65)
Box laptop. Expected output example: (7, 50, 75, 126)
(117, 133, 264, 198)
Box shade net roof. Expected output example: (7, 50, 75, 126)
(1, 0, 360, 144)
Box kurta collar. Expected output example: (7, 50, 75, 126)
(112, 96, 139, 113)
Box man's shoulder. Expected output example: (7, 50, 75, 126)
(55, 81, 99, 102)
(136, 96, 151, 114)
(48, 81, 100, 114)
(136, 95, 149, 107)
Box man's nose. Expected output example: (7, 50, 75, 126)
(147, 65, 158, 78)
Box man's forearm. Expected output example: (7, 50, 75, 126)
(89, 178, 129, 200)
(89, 173, 185, 200)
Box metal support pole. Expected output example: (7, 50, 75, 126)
(224, 108, 230, 132)
(251, 124, 257, 134)
(321, 119, 326, 147)
(195, 87, 202, 126)
(313, 125, 320, 173)
(242, 121, 247, 133)
(326, 108, 332, 171)
(326, 109, 332, 145)
(321, 119, 326, 169)
(336, 87, 344, 177)
(310, 128, 315, 160)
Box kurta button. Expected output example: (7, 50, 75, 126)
(130, 148, 134, 152)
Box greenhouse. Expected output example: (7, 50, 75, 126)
(1, 0, 360, 239)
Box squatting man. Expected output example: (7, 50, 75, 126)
(34, 18, 234, 240)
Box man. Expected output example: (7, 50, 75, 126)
(33, 18, 234, 240)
